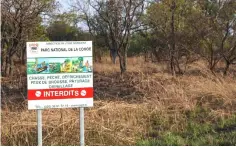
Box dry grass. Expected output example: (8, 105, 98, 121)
(1, 56, 236, 146)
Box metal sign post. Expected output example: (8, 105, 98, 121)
(37, 109, 42, 146)
(27, 41, 93, 146)
(80, 107, 85, 146)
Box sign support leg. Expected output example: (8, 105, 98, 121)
(37, 109, 42, 146)
(80, 107, 85, 146)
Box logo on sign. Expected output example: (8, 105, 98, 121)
(81, 90, 86, 96)
(29, 43, 39, 54)
(35, 91, 41, 97)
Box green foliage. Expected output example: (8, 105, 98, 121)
(46, 12, 91, 41)
(128, 33, 151, 56)
(46, 20, 80, 41)
(29, 23, 50, 41)
(136, 107, 236, 146)
(52, 12, 80, 27)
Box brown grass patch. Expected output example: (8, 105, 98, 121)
(1, 57, 236, 145)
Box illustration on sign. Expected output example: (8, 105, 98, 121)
(27, 57, 93, 74)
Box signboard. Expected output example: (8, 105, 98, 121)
(26, 41, 93, 110)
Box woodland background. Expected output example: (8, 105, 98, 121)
(1, 0, 236, 146)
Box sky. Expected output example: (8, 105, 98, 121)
(56, 0, 89, 31)
(58, 0, 70, 13)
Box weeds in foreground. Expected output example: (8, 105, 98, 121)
(137, 107, 236, 146)
(1, 59, 236, 145)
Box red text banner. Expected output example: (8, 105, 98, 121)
(28, 88, 93, 100)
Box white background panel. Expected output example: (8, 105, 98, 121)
(27, 73, 93, 89)
(27, 41, 92, 58)
(28, 98, 93, 109)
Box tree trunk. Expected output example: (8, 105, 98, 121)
(4, 53, 15, 77)
(1, 50, 6, 77)
(170, 50, 175, 76)
(9, 58, 14, 77)
(223, 60, 230, 76)
(21, 48, 26, 64)
(175, 57, 183, 74)
(208, 43, 217, 72)
(144, 49, 148, 62)
(123, 47, 127, 72)
(152, 48, 160, 62)
(170, 0, 176, 76)
(5, 55, 10, 77)
(209, 59, 218, 72)
(110, 49, 117, 64)
(118, 47, 127, 75)
(1, 55, 3, 76)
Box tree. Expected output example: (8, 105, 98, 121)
(1, 0, 57, 77)
(128, 32, 150, 57)
(46, 20, 81, 41)
(146, 0, 201, 75)
(194, 0, 236, 74)
(216, 0, 236, 75)
(46, 12, 86, 41)
(73, 0, 145, 74)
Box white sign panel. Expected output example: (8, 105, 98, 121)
(26, 41, 93, 110)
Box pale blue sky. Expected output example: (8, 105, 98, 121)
(57, 0, 88, 31)
(58, 0, 70, 13)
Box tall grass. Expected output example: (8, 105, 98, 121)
(1, 57, 236, 145)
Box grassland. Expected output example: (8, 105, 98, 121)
(1, 57, 236, 146)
